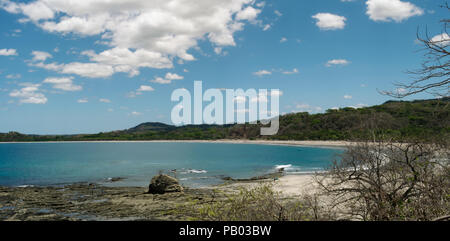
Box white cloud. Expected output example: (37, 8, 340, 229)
(62, 62, 115, 78)
(326, 59, 350, 67)
(274, 10, 282, 17)
(31, 51, 52, 61)
(165, 72, 183, 80)
(214, 47, 222, 55)
(99, 98, 111, 103)
(234, 96, 246, 103)
(282, 68, 299, 75)
(14, 1, 54, 21)
(344, 95, 353, 99)
(130, 111, 142, 116)
(350, 103, 368, 109)
(396, 88, 407, 95)
(262, 24, 271, 31)
(29, 61, 115, 78)
(312, 13, 346, 30)
(250, 94, 267, 103)
(366, 0, 423, 22)
(43, 77, 82, 91)
(77, 98, 88, 103)
(430, 33, 450, 47)
(280, 37, 287, 43)
(150, 77, 171, 84)
(0, 48, 17, 56)
(81, 47, 172, 76)
(293, 103, 322, 113)
(236, 6, 260, 22)
(137, 85, 154, 92)
(6, 74, 21, 79)
(1, 0, 263, 78)
(270, 90, 283, 97)
(253, 69, 272, 76)
(9, 83, 47, 104)
(150, 72, 183, 84)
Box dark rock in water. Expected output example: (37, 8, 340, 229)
(107, 177, 126, 182)
(148, 174, 183, 194)
(220, 171, 283, 182)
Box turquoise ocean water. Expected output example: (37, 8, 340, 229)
(0, 142, 343, 187)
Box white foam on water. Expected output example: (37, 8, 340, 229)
(180, 169, 208, 174)
(275, 164, 293, 170)
(188, 169, 207, 174)
(273, 164, 323, 174)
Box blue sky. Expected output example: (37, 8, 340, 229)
(0, 0, 448, 134)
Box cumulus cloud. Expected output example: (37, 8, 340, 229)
(293, 103, 322, 113)
(350, 103, 368, 109)
(6, 74, 21, 79)
(77, 98, 88, 103)
(236, 6, 260, 22)
(1, 0, 263, 78)
(32, 50, 52, 61)
(0, 48, 17, 56)
(9, 83, 47, 104)
(396, 88, 408, 95)
(253, 69, 272, 76)
(270, 90, 283, 97)
(130, 111, 142, 116)
(344, 95, 353, 99)
(312, 13, 346, 30)
(30, 61, 115, 78)
(150, 72, 183, 84)
(137, 85, 154, 92)
(43, 76, 82, 91)
(366, 0, 423, 22)
(61, 62, 115, 78)
(430, 33, 450, 47)
(282, 68, 299, 75)
(326, 59, 350, 67)
(99, 98, 111, 103)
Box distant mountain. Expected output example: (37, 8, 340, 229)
(1, 98, 449, 142)
(126, 122, 176, 133)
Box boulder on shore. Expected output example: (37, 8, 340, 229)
(148, 174, 183, 194)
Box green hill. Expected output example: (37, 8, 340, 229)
(1, 98, 449, 142)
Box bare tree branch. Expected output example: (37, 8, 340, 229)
(382, 4, 449, 98)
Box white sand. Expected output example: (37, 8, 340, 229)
(0, 139, 352, 148)
(273, 175, 319, 196)
(218, 174, 321, 197)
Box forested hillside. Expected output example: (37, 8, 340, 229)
(1, 98, 448, 142)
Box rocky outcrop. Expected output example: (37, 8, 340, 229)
(148, 174, 183, 194)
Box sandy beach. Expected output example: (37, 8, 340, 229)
(220, 174, 319, 196)
(274, 174, 318, 196)
(0, 139, 352, 148)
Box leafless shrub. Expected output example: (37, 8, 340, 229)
(195, 184, 334, 221)
(318, 139, 450, 220)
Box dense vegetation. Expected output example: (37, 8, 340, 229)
(1, 98, 449, 142)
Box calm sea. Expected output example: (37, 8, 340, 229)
(0, 142, 343, 187)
